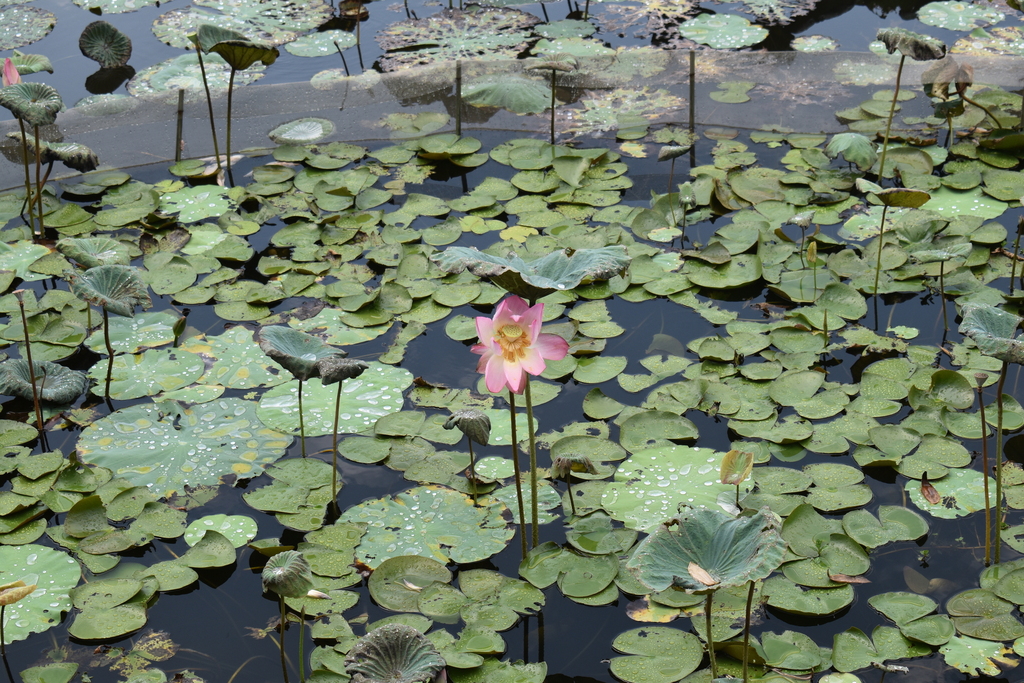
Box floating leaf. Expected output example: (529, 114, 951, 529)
(678, 13, 768, 49)
(0, 545, 79, 645)
(269, 118, 335, 144)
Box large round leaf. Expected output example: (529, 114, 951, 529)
(179, 326, 290, 389)
(0, 82, 62, 126)
(257, 325, 344, 381)
(344, 624, 445, 683)
(152, 0, 333, 48)
(79, 21, 131, 67)
(76, 398, 292, 497)
(609, 627, 703, 683)
(257, 362, 412, 436)
(463, 73, 550, 115)
(85, 348, 204, 400)
(602, 446, 749, 531)
(67, 264, 151, 317)
(0, 359, 88, 403)
(0, 544, 80, 645)
(627, 507, 785, 592)
(0, 6, 55, 51)
(340, 485, 514, 568)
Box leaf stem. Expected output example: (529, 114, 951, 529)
(103, 308, 115, 398)
(705, 592, 717, 679)
(15, 292, 42, 432)
(279, 597, 289, 683)
(977, 377, 991, 565)
(509, 392, 527, 559)
(525, 379, 539, 549)
(298, 378, 306, 457)
(875, 54, 905, 185)
(332, 381, 342, 510)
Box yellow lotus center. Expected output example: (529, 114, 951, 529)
(497, 324, 529, 362)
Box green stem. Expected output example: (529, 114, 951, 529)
(279, 598, 289, 683)
(103, 308, 115, 398)
(332, 381, 342, 510)
(16, 120, 32, 237)
(939, 261, 947, 333)
(961, 92, 1001, 130)
(1, 604, 6, 657)
(743, 582, 755, 683)
(873, 204, 890, 327)
(16, 293, 42, 433)
(549, 69, 556, 146)
(525, 379, 539, 549)
(979, 380, 991, 566)
(705, 592, 717, 679)
(467, 438, 477, 504)
(226, 68, 236, 184)
(33, 124, 43, 240)
(996, 360, 1008, 564)
(508, 392, 527, 559)
(298, 605, 306, 683)
(298, 378, 306, 458)
(876, 54, 906, 184)
(194, 48, 221, 172)
(1010, 218, 1024, 296)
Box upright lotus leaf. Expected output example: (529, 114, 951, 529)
(345, 624, 445, 683)
(56, 237, 130, 268)
(192, 23, 246, 52)
(0, 83, 63, 126)
(208, 39, 279, 71)
(262, 550, 314, 598)
(463, 73, 550, 115)
(876, 27, 946, 61)
(67, 265, 152, 317)
(431, 246, 630, 301)
(626, 507, 785, 593)
(258, 326, 345, 381)
(825, 132, 877, 172)
(959, 304, 1024, 364)
(79, 21, 132, 68)
(7, 132, 100, 173)
(0, 359, 88, 403)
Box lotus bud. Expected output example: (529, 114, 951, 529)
(262, 550, 315, 598)
(2, 58, 20, 87)
(1017, 215, 1024, 235)
(307, 589, 331, 599)
(0, 580, 35, 605)
(789, 211, 814, 230)
(678, 182, 696, 208)
(974, 372, 987, 388)
(319, 357, 368, 386)
(720, 450, 754, 486)
(551, 452, 597, 479)
(443, 409, 490, 446)
(658, 146, 688, 162)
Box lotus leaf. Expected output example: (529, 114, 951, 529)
(76, 398, 292, 498)
(0, 240, 50, 282)
(179, 326, 289, 389)
(56, 237, 129, 268)
(368, 555, 452, 612)
(627, 507, 784, 593)
(463, 73, 550, 115)
(184, 514, 257, 548)
(0, 82, 61, 127)
(83, 311, 182, 355)
(269, 118, 335, 144)
(257, 362, 412, 436)
(941, 635, 1016, 676)
(79, 21, 131, 67)
(345, 623, 445, 683)
(0, 7, 55, 52)
(959, 304, 1024, 364)
(906, 468, 995, 519)
(153, 0, 333, 48)
(918, 1, 1003, 30)
(86, 348, 204, 400)
(0, 545, 79, 645)
(68, 264, 151, 318)
(603, 446, 748, 531)
(946, 589, 1024, 641)
(679, 13, 768, 49)
(257, 325, 344, 382)
(763, 575, 854, 616)
(841, 506, 928, 548)
(609, 627, 703, 683)
(877, 27, 946, 60)
(0, 359, 87, 403)
(67, 577, 149, 640)
(127, 52, 264, 96)
(376, 8, 541, 72)
(340, 485, 513, 568)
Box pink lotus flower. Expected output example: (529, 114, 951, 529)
(472, 295, 569, 394)
(2, 58, 19, 87)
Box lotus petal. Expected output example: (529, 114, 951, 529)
(0, 82, 63, 126)
(0, 359, 89, 403)
(67, 264, 152, 317)
(79, 21, 132, 68)
(345, 624, 445, 683)
(258, 326, 344, 382)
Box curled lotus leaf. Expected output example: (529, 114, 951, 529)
(10, 51, 53, 77)
(319, 357, 369, 385)
(262, 550, 314, 598)
(79, 21, 132, 68)
(958, 304, 1024, 364)
(876, 27, 946, 61)
(67, 264, 152, 317)
(6, 133, 99, 173)
(345, 623, 446, 683)
(0, 82, 63, 126)
(269, 118, 335, 144)
(431, 246, 630, 301)
(192, 23, 246, 52)
(57, 237, 129, 268)
(463, 73, 550, 115)
(0, 359, 88, 403)
(258, 325, 345, 382)
(626, 507, 785, 593)
(208, 39, 279, 72)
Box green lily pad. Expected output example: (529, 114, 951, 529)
(127, 52, 265, 96)
(905, 468, 996, 519)
(257, 362, 412, 436)
(602, 446, 749, 531)
(269, 118, 336, 144)
(918, 1, 1003, 30)
(609, 627, 703, 683)
(0, 6, 56, 51)
(183, 514, 258, 548)
(179, 326, 289, 389)
(368, 555, 452, 612)
(0, 544, 80, 645)
(152, 0, 333, 48)
(941, 635, 1017, 676)
(678, 13, 767, 49)
(340, 485, 514, 568)
(84, 310, 181, 355)
(842, 506, 929, 548)
(86, 348, 204, 400)
(76, 398, 292, 498)
(284, 31, 355, 57)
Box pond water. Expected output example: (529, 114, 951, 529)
(3, 3, 1024, 683)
